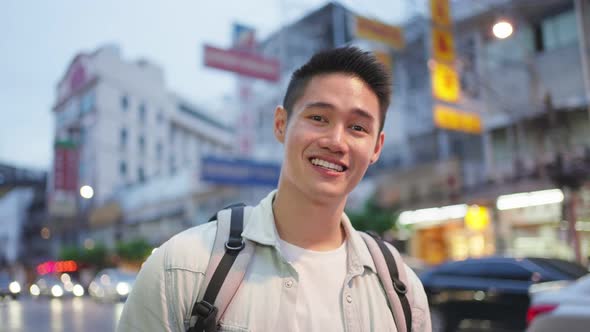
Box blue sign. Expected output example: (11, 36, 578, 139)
(201, 156, 281, 187)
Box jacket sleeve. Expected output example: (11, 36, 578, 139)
(404, 264, 432, 332)
(117, 243, 183, 332)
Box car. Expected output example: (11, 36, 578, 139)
(420, 256, 587, 332)
(88, 268, 137, 302)
(29, 273, 85, 298)
(0, 272, 22, 299)
(526, 274, 590, 331)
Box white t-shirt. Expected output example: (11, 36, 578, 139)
(278, 238, 348, 332)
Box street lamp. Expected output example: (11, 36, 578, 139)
(80, 185, 94, 199)
(492, 20, 513, 39)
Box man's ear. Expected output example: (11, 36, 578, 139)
(370, 131, 385, 164)
(274, 106, 288, 143)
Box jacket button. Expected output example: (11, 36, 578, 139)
(285, 280, 293, 288)
(346, 295, 353, 303)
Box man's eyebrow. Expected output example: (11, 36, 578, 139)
(303, 102, 376, 121)
(302, 101, 335, 110)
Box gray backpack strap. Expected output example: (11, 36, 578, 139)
(188, 205, 255, 332)
(360, 232, 412, 332)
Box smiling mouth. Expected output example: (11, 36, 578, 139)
(309, 158, 347, 172)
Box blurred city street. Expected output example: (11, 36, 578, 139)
(0, 297, 124, 332)
(2, 0, 590, 330)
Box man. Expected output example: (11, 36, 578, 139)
(118, 46, 430, 332)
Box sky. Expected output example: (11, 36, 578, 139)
(0, 0, 417, 170)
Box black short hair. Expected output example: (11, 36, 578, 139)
(282, 46, 392, 132)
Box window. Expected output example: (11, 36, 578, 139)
(139, 103, 147, 123)
(538, 9, 578, 52)
(170, 125, 176, 143)
(138, 167, 145, 183)
(121, 95, 129, 111)
(120, 161, 127, 176)
(139, 136, 145, 155)
(80, 91, 95, 114)
(120, 128, 128, 149)
(156, 142, 163, 161)
(170, 156, 176, 175)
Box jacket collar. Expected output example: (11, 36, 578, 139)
(242, 190, 376, 274)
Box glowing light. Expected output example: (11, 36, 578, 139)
(9, 281, 21, 294)
(80, 185, 94, 199)
(497, 189, 564, 210)
(492, 20, 513, 39)
(30, 284, 40, 296)
(41, 227, 51, 239)
(51, 285, 64, 298)
(465, 205, 490, 231)
(116, 282, 130, 296)
(73, 284, 85, 297)
(399, 204, 468, 225)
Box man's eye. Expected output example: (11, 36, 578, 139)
(351, 125, 367, 132)
(310, 115, 324, 122)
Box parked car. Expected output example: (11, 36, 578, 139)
(30, 273, 85, 298)
(88, 268, 137, 302)
(420, 256, 587, 332)
(526, 274, 590, 331)
(0, 272, 21, 299)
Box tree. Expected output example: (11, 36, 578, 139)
(115, 238, 153, 262)
(348, 195, 399, 236)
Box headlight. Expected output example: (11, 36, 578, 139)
(72, 284, 85, 297)
(30, 284, 40, 296)
(51, 285, 64, 297)
(116, 282, 130, 296)
(9, 281, 21, 294)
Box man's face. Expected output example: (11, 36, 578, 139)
(274, 73, 385, 203)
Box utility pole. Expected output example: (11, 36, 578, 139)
(575, 0, 590, 121)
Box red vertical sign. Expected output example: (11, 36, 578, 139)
(53, 142, 79, 192)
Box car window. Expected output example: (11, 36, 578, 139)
(528, 258, 589, 279)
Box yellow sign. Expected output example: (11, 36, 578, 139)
(431, 61, 460, 103)
(355, 15, 405, 50)
(433, 104, 482, 134)
(465, 205, 490, 231)
(432, 27, 455, 63)
(373, 50, 393, 73)
(431, 0, 452, 27)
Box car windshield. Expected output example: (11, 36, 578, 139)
(528, 257, 589, 279)
(113, 271, 137, 283)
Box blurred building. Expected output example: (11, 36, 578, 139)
(381, 0, 590, 264)
(49, 45, 238, 250)
(236, 1, 590, 265)
(0, 163, 48, 268)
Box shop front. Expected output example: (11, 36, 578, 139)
(399, 203, 496, 265)
(497, 187, 590, 263)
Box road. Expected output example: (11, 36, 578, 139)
(0, 296, 518, 332)
(0, 296, 125, 332)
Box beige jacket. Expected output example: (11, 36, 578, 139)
(118, 190, 431, 332)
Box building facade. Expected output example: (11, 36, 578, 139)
(49, 45, 237, 249)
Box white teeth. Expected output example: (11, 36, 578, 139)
(310, 158, 344, 172)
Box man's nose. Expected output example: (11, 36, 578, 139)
(319, 124, 348, 153)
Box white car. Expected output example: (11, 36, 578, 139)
(88, 268, 137, 302)
(527, 274, 590, 332)
(30, 273, 85, 298)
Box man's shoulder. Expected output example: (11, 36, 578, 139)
(159, 221, 218, 273)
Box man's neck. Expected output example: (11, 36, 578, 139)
(272, 184, 347, 251)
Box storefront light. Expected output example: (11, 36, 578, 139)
(399, 204, 468, 225)
(496, 189, 564, 211)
